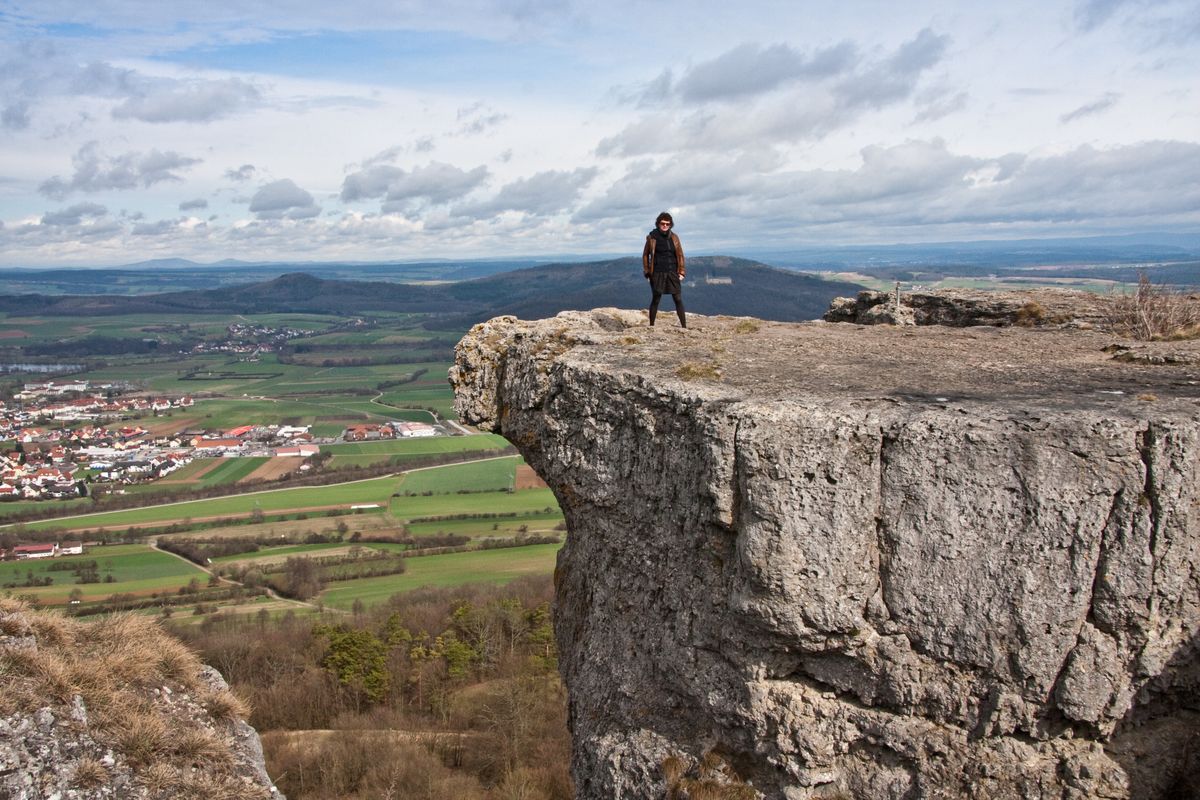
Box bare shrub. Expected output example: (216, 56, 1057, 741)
(1108, 273, 1200, 340)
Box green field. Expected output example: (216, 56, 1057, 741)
(66, 355, 454, 424)
(0, 544, 208, 604)
(319, 542, 564, 609)
(211, 542, 354, 563)
(324, 435, 513, 470)
(397, 457, 518, 494)
(16, 474, 408, 531)
(405, 512, 563, 538)
(13, 459, 554, 533)
(322, 435, 509, 457)
(196, 457, 268, 486)
(390, 488, 558, 521)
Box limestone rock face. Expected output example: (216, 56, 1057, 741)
(451, 309, 1200, 800)
(823, 287, 1116, 329)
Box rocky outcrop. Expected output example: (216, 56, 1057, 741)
(451, 309, 1200, 799)
(0, 600, 283, 800)
(823, 287, 1117, 329)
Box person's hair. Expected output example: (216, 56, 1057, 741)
(655, 212, 673, 228)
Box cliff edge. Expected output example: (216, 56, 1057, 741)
(450, 309, 1200, 799)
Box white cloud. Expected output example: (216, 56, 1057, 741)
(38, 143, 201, 199)
(456, 167, 598, 218)
(673, 41, 859, 103)
(41, 202, 108, 226)
(0, 3, 1197, 265)
(249, 179, 321, 220)
(111, 77, 262, 123)
(340, 161, 490, 211)
(225, 164, 257, 182)
(577, 140, 1200, 239)
(1060, 92, 1121, 123)
(599, 29, 952, 157)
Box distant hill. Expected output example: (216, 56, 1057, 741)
(0, 257, 863, 324)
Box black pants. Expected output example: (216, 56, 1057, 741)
(649, 290, 685, 327)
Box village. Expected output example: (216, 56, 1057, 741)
(0, 379, 442, 503)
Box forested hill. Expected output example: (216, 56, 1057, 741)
(0, 257, 864, 323)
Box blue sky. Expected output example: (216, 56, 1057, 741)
(0, 0, 1197, 265)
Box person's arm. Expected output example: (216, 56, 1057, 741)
(673, 233, 685, 278)
(642, 237, 654, 277)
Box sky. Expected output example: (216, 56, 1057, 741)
(0, 0, 1198, 266)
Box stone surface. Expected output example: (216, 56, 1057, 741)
(451, 308, 1200, 800)
(823, 287, 1117, 329)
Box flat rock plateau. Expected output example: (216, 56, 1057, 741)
(451, 306, 1200, 800)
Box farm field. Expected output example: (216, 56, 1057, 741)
(322, 434, 510, 457)
(12, 456, 548, 532)
(213, 542, 379, 570)
(0, 306, 568, 619)
(390, 487, 558, 521)
(15, 473, 410, 531)
(395, 457, 518, 494)
(405, 512, 563, 538)
(153, 511, 393, 541)
(157, 595, 319, 625)
(319, 542, 564, 609)
(0, 543, 208, 604)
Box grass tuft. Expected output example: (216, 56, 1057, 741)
(733, 319, 760, 334)
(1014, 301, 1046, 327)
(675, 362, 723, 381)
(71, 757, 109, 789)
(201, 687, 251, 723)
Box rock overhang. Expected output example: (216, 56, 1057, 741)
(451, 308, 1200, 800)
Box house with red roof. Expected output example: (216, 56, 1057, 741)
(13, 543, 56, 559)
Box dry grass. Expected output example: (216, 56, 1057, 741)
(0, 600, 264, 797)
(663, 749, 757, 800)
(70, 757, 109, 789)
(172, 727, 231, 767)
(733, 319, 761, 334)
(1108, 273, 1200, 340)
(1014, 301, 1046, 327)
(201, 687, 251, 722)
(117, 711, 170, 767)
(675, 361, 723, 381)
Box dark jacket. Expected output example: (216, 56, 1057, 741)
(642, 230, 685, 278)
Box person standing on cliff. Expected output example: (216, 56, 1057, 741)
(642, 211, 687, 328)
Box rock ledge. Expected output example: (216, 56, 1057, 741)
(451, 309, 1200, 799)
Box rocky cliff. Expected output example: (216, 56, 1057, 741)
(450, 309, 1200, 799)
